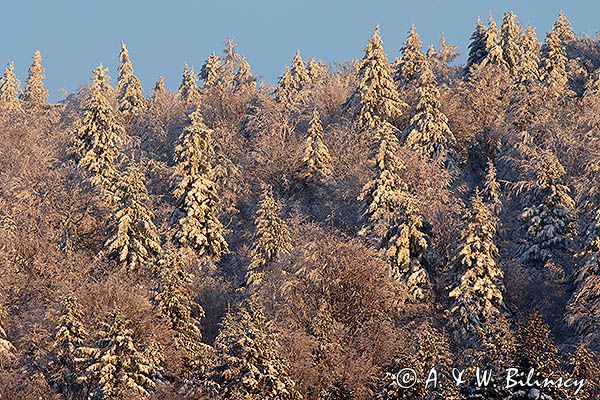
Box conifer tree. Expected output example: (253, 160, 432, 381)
(116, 42, 146, 117)
(298, 109, 333, 184)
(500, 11, 522, 77)
(394, 23, 426, 85)
(178, 64, 201, 105)
(481, 15, 507, 68)
(319, 381, 355, 400)
(358, 121, 405, 242)
(149, 76, 167, 106)
(290, 50, 311, 92)
(171, 109, 228, 261)
(519, 152, 574, 263)
(0, 62, 21, 112)
(435, 32, 460, 64)
(246, 187, 291, 286)
(307, 58, 328, 85)
(153, 250, 214, 380)
(450, 193, 505, 340)
(465, 17, 487, 74)
(569, 342, 599, 400)
(344, 26, 405, 130)
(403, 60, 455, 164)
(553, 11, 575, 43)
(233, 57, 255, 93)
(518, 27, 541, 84)
(103, 165, 161, 271)
(200, 52, 223, 87)
(72, 65, 124, 196)
(206, 298, 302, 399)
(0, 301, 14, 360)
(90, 63, 113, 95)
(21, 50, 48, 109)
(382, 194, 432, 302)
(275, 67, 298, 107)
(76, 312, 161, 399)
(482, 158, 502, 211)
(540, 26, 568, 94)
(48, 295, 87, 398)
(566, 208, 599, 339)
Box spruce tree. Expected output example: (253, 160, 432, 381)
(403, 59, 455, 164)
(206, 298, 302, 399)
(553, 10, 575, 43)
(540, 26, 568, 95)
(566, 208, 599, 339)
(307, 58, 328, 85)
(500, 11, 522, 77)
(246, 187, 291, 286)
(319, 381, 355, 400)
(76, 312, 162, 399)
(290, 50, 311, 92)
(200, 52, 223, 87)
(21, 50, 48, 109)
(482, 158, 502, 211)
(382, 195, 432, 302)
(90, 63, 113, 95)
(71, 65, 124, 197)
(344, 26, 405, 130)
(358, 120, 405, 242)
(153, 250, 214, 380)
(518, 27, 541, 84)
(0, 62, 21, 112)
(394, 23, 426, 85)
(481, 15, 507, 68)
(149, 76, 167, 106)
(116, 41, 146, 117)
(171, 109, 228, 261)
(178, 64, 201, 105)
(275, 67, 298, 107)
(519, 152, 574, 263)
(103, 165, 161, 271)
(233, 57, 255, 93)
(465, 17, 487, 74)
(449, 193, 505, 341)
(298, 109, 333, 184)
(48, 295, 87, 398)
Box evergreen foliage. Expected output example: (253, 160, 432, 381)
(450, 193, 505, 341)
(171, 109, 228, 261)
(246, 187, 291, 286)
(465, 17, 487, 73)
(103, 165, 161, 271)
(0, 62, 21, 111)
(344, 26, 405, 129)
(116, 42, 146, 117)
(206, 299, 302, 399)
(298, 109, 333, 184)
(21, 50, 48, 109)
(178, 64, 201, 105)
(394, 24, 426, 85)
(403, 59, 455, 164)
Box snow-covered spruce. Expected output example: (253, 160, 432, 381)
(116, 42, 146, 118)
(206, 298, 302, 399)
(171, 109, 228, 261)
(103, 164, 161, 271)
(0, 62, 22, 112)
(178, 64, 201, 106)
(21, 50, 48, 109)
(298, 109, 333, 184)
(450, 192, 505, 341)
(246, 187, 291, 286)
(344, 26, 405, 130)
(394, 23, 426, 86)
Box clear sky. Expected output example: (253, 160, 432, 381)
(1, 1, 598, 101)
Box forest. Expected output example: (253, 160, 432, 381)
(0, 9, 598, 400)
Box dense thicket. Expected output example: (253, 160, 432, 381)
(0, 11, 599, 400)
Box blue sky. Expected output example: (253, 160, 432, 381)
(1, 1, 598, 101)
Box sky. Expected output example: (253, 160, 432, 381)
(1, 1, 598, 101)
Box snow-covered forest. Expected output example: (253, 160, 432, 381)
(0, 10, 598, 400)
